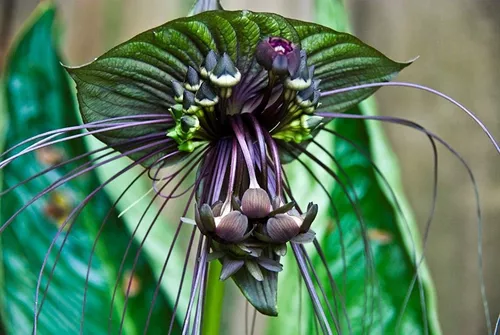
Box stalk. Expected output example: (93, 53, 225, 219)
(202, 261, 225, 335)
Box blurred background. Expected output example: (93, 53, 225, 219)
(1, 0, 498, 334)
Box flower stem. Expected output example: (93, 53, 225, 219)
(202, 261, 225, 335)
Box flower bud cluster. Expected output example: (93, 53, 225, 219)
(167, 52, 242, 152)
(195, 187, 318, 281)
(254, 37, 323, 143)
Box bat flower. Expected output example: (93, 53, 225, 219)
(2, 3, 498, 335)
(60, 8, 410, 322)
(62, 9, 412, 329)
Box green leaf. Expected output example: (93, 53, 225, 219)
(0, 3, 180, 334)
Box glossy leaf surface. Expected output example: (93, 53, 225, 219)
(0, 4, 179, 334)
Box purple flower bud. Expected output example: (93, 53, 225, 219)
(240, 188, 272, 219)
(215, 210, 249, 243)
(255, 37, 301, 76)
(266, 214, 302, 243)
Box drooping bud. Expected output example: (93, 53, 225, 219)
(273, 244, 287, 257)
(266, 214, 302, 243)
(255, 37, 301, 76)
(291, 230, 316, 244)
(180, 115, 199, 133)
(209, 53, 241, 88)
(168, 104, 183, 120)
(240, 188, 272, 219)
(184, 66, 201, 92)
(182, 90, 200, 115)
(296, 79, 321, 109)
(284, 53, 312, 91)
(301, 115, 323, 130)
(215, 210, 249, 243)
(195, 82, 219, 108)
(200, 50, 218, 78)
(171, 80, 184, 103)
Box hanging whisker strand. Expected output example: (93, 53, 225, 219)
(142, 189, 196, 334)
(311, 132, 434, 332)
(0, 119, 172, 169)
(320, 81, 499, 153)
(33, 148, 158, 334)
(0, 113, 171, 161)
(291, 243, 334, 335)
(118, 152, 203, 334)
(319, 110, 491, 332)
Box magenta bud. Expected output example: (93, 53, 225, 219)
(255, 37, 301, 76)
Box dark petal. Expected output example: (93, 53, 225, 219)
(207, 251, 225, 261)
(256, 258, 283, 273)
(271, 54, 289, 75)
(291, 230, 316, 244)
(286, 46, 301, 76)
(231, 264, 278, 316)
(194, 205, 207, 235)
(199, 203, 216, 233)
(300, 203, 318, 233)
(220, 258, 245, 281)
(215, 211, 248, 243)
(268, 201, 296, 216)
(245, 260, 264, 282)
(273, 244, 287, 257)
(240, 188, 272, 219)
(211, 200, 223, 216)
(267, 214, 301, 243)
(255, 39, 276, 70)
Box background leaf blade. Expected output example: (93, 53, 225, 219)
(0, 3, 180, 334)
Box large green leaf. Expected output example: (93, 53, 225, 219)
(67, 10, 406, 160)
(0, 3, 179, 334)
